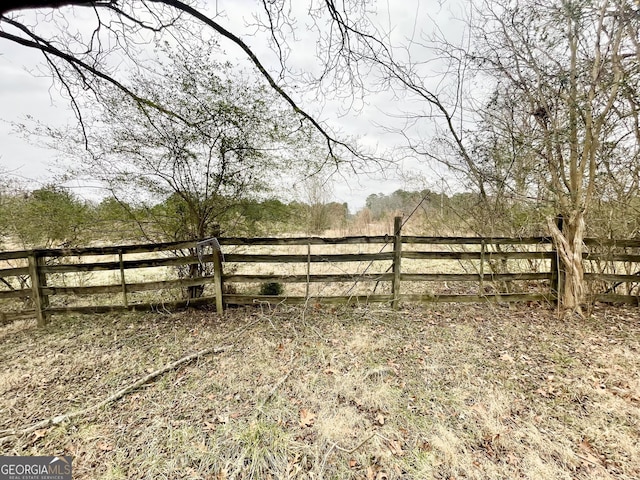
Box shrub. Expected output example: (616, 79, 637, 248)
(259, 282, 284, 296)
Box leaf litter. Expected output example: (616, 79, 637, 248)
(0, 303, 638, 479)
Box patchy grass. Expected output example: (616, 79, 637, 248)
(0, 304, 639, 479)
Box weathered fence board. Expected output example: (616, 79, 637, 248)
(584, 253, 640, 262)
(224, 253, 394, 263)
(28, 253, 49, 326)
(401, 273, 552, 282)
(402, 236, 551, 245)
(592, 294, 640, 304)
(0, 266, 29, 278)
(222, 294, 394, 305)
(42, 276, 217, 296)
(584, 273, 640, 283)
(40, 254, 214, 273)
(0, 289, 31, 300)
(402, 251, 553, 260)
(223, 274, 394, 283)
(46, 295, 217, 315)
(218, 236, 390, 246)
(401, 293, 552, 303)
(0, 239, 200, 261)
(391, 216, 402, 309)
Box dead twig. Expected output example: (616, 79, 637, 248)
(333, 431, 379, 454)
(320, 433, 380, 473)
(257, 369, 294, 411)
(256, 352, 296, 413)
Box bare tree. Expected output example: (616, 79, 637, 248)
(328, 0, 639, 312)
(300, 176, 334, 234)
(376, 0, 638, 311)
(1, 1, 389, 168)
(38, 40, 317, 242)
(467, 0, 638, 312)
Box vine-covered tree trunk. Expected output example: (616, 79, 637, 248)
(548, 212, 586, 314)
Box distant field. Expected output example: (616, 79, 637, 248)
(1, 304, 638, 479)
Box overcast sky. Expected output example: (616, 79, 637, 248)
(0, 0, 464, 211)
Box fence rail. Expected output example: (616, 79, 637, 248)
(1, 217, 640, 325)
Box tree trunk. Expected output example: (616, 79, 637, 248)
(548, 212, 586, 314)
(187, 262, 205, 299)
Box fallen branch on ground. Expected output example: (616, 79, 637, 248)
(1, 312, 270, 445)
(0, 344, 231, 445)
(333, 432, 379, 454)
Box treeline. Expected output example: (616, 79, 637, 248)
(360, 188, 640, 239)
(0, 184, 351, 249)
(358, 188, 550, 236)
(3, 183, 639, 251)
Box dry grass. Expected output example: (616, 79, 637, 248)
(1, 304, 639, 479)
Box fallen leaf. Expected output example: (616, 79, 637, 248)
(500, 353, 515, 363)
(299, 408, 316, 427)
(387, 439, 405, 456)
(32, 429, 48, 440)
(535, 387, 554, 398)
(418, 441, 432, 451)
(578, 439, 603, 466)
(287, 457, 302, 476)
(214, 469, 228, 480)
(469, 403, 487, 415)
(97, 441, 114, 451)
(506, 452, 519, 465)
(366, 466, 377, 480)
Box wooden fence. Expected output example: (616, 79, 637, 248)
(1, 217, 640, 326)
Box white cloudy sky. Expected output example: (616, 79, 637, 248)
(0, 0, 465, 211)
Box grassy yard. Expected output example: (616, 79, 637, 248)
(0, 303, 638, 479)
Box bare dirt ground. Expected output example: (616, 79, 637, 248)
(0, 303, 638, 479)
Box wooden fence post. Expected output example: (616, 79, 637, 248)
(305, 240, 311, 299)
(480, 239, 485, 295)
(550, 214, 564, 304)
(391, 216, 403, 310)
(118, 250, 129, 308)
(28, 250, 49, 326)
(213, 243, 224, 315)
